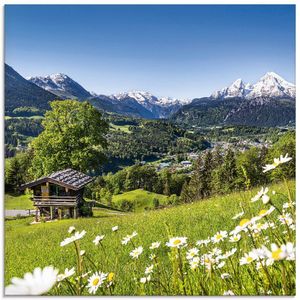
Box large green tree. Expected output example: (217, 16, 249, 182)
(30, 100, 109, 178)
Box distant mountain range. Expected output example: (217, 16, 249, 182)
(210, 72, 295, 100)
(5, 64, 295, 126)
(27, 72, 188, 119)
(172, 72, 295, 127)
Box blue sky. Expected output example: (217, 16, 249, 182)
(5, 5, 295, 99)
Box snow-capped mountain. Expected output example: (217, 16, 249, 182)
(28, 73, 91, 100)
(211, 72, 295, 100)
(172, 71, 295, 127)
(246, 72, 295, 99)
(111, 90, 188, 118)
(211, 79, 252, 99)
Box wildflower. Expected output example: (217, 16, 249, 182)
(87, 272, 108, 294)
(149, 241, 161, 249)
(283, 202, 291, 209)
(221, 273, 231, 279)
(5, 266, 58, 295)
(217, 261, 225, 269)
(57, 267, 75, 281)
(251, 187, 269, 204)
(60, 230, 86, 247)
(166, 237, 187, 248)
(258, 206, 275, 218)
(211, 231, 228, 243)
(130, 246, 143, 259)
(93, 235, 105, 246)
(265, 243, 295, 262)
(149, 254, 156, 260)
(278, 213, 293, 226)
(145, 264, 154, 274)
(68, 226, 76, 234)
(240, 251, 258, 265)
(224, 290, 235, 295)
(196, 239, 210, 246)
(82, 271, 91, 278)
(122, 231, 138, 245)
(140, 275, 151, 283)
(189, 256, 200, 270)
(112, 226, 118, 232)
(108, 272, 115, 282)
(186, 248, 199, 260)
(223, 248, 237, 259)
(107, 272, 115, 288)
(232, 211, 244, 220)
(263, 154, 292, 173)
(210, 247, 222, 256)
(229, 234, 241, 243)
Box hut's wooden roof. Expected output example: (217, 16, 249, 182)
(21, 168, 94, 191)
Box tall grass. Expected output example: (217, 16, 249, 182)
(5, 178, 295, 295)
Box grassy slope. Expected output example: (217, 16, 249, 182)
(5, 181, 295, 293)
(5, 194, 34, 210)
(110, 124, 131, 133)
(112, 189, 169, 212)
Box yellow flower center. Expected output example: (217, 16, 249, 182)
(259, 210, 267, 216)
(246, 257, 253, 263)
(173, 239, 182, 245)
(272, 249, 283, 260)
(239, 219, 250, 227)
(216, 234, 222, 240)
(92, 278, 100, 286)
(108, 272, 115, 281)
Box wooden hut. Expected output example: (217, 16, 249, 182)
(21, 169, 94, 220)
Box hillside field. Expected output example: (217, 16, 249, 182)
(112, 189, 170, 212)
(5, 193, 34, 210)
(5, 180, 295, 295)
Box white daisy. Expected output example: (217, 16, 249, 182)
(57, 267, 75, 282)
(229, 234, 241, 243)
(87, 272, 108, 294)
(5, 266, 58, 295)
(112, 226, 118, 232)
(60, 230, 86, 247)
(189, 256, 200, 270)
(140, 275, 151, 284)
(211, 231, 228, 243)
(93, 235, 105, 246)
(186, 248, 199, 260)
(149, 241, 161, 249)
(145, 264, 154, 274)
(232, 211, 244, 220)
(263, 154, 292, 173)
(223, 290, 235, 295)
(166, 237, 187, 248)
(251, 187, 269, 203)
(240, 251, 258, 265)
(130, 246, 143, 259)
(121, 231, 138, 245)
(68, 226, 75, 234)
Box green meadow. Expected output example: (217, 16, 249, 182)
(5, 180, 295, 295)
(112, 189, 170, 212)
(5, 194, 34, 210)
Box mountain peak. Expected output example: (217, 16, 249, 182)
(28, 73, 91, 100)
(211, 72, 295, 100)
